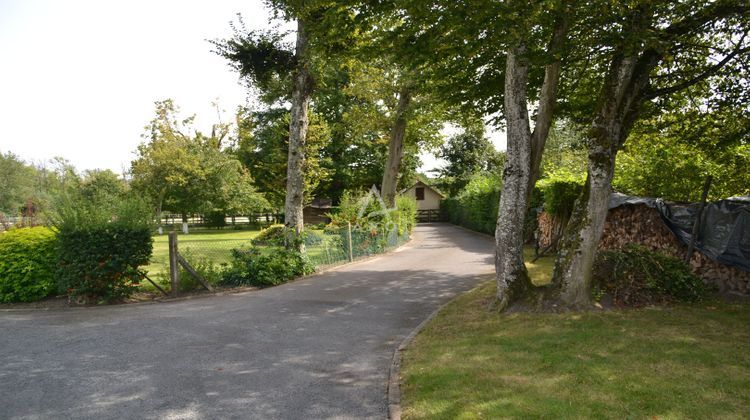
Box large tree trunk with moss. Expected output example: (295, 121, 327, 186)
(284, 19, 313, 248)
(551, 50, 658, 308)
(380, 88, 411, 208)
(495, 46, 534, 310)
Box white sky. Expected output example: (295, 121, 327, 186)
(0, 0, 505, 176)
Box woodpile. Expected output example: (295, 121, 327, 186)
(537, 204, 750, 295)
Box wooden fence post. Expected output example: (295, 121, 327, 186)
(347, 222, 354, 262)
(169, 231, 180, 296)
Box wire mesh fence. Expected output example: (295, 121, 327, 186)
(144, 224, 411, 285)
(306, 225, 411, 268)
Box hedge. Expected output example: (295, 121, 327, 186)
(441, 173, 501, 235)
(0, 227, 58, 302)
(57, 225, 153, 303)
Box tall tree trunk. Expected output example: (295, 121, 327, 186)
(380, 88, 412, 208)
(495, 46, 534, 310)
(551, 47, 660, 308)
(495, 17, 568, 311)
(528, 18, 568, 199)
(284, 19, 314, 249)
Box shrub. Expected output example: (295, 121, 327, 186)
(537, 175, 584, 219)
(326, 191, 362, 227)
(175, 253, 226, 292)
(0, 227, 58, 302)
(394, 196, 418, 235)
(326, 189, 417, 239)
(252, 224, 322, 247)
(205, 212, 227, 228)
(593, 245, 708, 306)
(252, 224, 287, 245)
(53, 195, 154, 304)
(221, 247, 314, 287)
(441, 172, 501, 235)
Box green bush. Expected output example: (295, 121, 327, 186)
(593, 245, 709, 306)
(0, 227, 58, 302)
(205, 212, 227, 228)
(252, 224, 288, 245)
(252, 224, 323, 247)
(221, 247, 314, 287)
(57, 225, 153, 303)
(441, 173, 501, 235)
(155, 250, 227, 293)
(53, 195, 154, 304)
(394, 196, 418, 235)
(537, 176, 584, 219)
(326, 189, 417, 239)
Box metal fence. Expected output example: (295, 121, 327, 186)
(144, 224, 411, 285)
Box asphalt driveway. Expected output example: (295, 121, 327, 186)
(0, 224, 494, 419)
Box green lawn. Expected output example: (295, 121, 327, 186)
(143, 227, 340, 280)
(401, 259, 750, 418)
(145, 228, 261, 277)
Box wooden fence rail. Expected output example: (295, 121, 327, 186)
(417, 209, 443, 223)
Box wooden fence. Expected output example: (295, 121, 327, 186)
(417, 209, 443, 223)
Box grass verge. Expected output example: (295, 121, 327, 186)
(401, 280, 750, 419)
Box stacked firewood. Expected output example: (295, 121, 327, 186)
(537, 204, 750, 295)
(537, 212, 556, 249)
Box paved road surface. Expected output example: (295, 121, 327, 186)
(0, 224, 493, 419)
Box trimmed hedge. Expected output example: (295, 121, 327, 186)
(57, 225, 153, 303)
(538, 177, 584, 219)
(53, 195, 154, 304)
(0, 227, 58, 302)
(441, 173, 501, 235)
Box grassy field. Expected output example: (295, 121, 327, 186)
(145, 228, 261, 277)
(142, 227, 352, 283)
(401, 258, 750, 419)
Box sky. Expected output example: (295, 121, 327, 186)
(0, 0, 505, 176)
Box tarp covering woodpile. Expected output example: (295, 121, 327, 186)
(609, 193, 750, 272)
(538, 193, 750, 295)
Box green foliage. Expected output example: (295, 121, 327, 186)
(394, 196, 418, 236)
(205, 212, 227, 229)
(211, 21, 295, 103)
(537, 176, 584, 220)
(539, 120, 588, 181)
(252, 224, 289, 246)
(222, 247, 314, 287)
(326, 189, 417, 237)
(326, 191, 362, 227)
(0, 152, 36, 216)
(234, 107, 330, 207)
(436, 123, 505, 196)
(441, 173, 502, 235)
(614, 120, 750, 201)
(0, 227, 58, 302)
(171, 251, 226, 292)
(79, 169, 127, 203)
(53, 195, 154, 304)
(131, 100, 268, 218)
(593, 245, 709, 307)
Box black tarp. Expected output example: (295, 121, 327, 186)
(608, 193, 750, 272)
